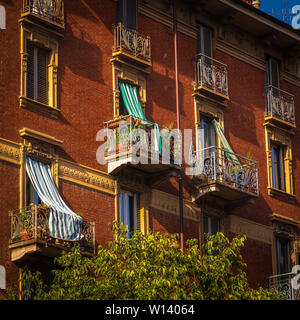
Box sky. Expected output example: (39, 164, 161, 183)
(260, 0, 300, 25)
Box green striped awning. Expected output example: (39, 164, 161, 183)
(212, 119, 240, 165)
(119, 81, 161, 153)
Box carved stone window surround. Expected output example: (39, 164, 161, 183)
(264, 124, 294, 197)
(19, 128, 62, 207)
(111, 58, 148, 118)
(19, 22, 59, 117)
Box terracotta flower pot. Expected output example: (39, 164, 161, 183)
(20, 230, 30, 241)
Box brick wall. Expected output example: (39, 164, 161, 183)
(1, 0, 300, 291)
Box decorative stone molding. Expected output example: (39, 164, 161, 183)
(58, 159, 116, 196)
(118, 167, 146, 191)
(264, 125, 294, 196)
(19, 22, 60, 116)
(19, 128, 62, 163)
(111, 58, 147, 117)
(150, 189, 201, 222)
(0, 138, 21, 166)
(228, 215, 273, 245)
(270, 213, 300, 240)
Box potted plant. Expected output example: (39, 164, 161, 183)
(19, 207, 33, 241)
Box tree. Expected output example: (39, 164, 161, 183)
(1, 222, 284, 300)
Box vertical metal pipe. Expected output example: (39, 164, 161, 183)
(173, 0, 184, 250)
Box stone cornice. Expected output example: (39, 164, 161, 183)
(228, 215, 273, 245)
(58, 159, 116, 196)
(150, 189, 201, 222)
(19, 128, 63, 146)
(0, 138, 21, 165)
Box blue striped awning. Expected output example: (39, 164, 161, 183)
(26, 157, 83, 241)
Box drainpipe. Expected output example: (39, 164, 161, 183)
(173, 0, 184, 250)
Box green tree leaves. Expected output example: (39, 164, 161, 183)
(1, 222, 285, 300)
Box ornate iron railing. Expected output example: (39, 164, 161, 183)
(104, 115, 180, 164)
(265, 85, 295, 126)
(113, 23, 151, 64)
(9, 204, 95, 254)
(268, 272, 300, 300)
(194, 53, 228, 97)
(22, 0, 64, 26)
(194, 146, 258, 196)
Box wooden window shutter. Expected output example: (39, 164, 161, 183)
(26, 42, 35, 100)
(26, 42, 49, 104)
(37, 46, 49, 105)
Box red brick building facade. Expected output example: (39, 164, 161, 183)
(0, 0, 300, 298)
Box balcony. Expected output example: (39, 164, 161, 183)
(194, 54, 229, 101)
(191, 146, 258, 203)
(9, 204, 95, 262)
(265, 85, 296, 128)
(104, 115, 180, 181)
(268, 273, 300, 300)
(21, 0, 64, 29)
(112, 23, 151, 67)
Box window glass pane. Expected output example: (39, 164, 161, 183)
(203, 216, 219, 236)
(276, 238, 290, 274)
(200, 116, 216, 157)
(210, 218, 219, 235)
(117, 0, 136, 30)
(119, 93, 129, 116)
(267, 57, 280, 92)
(120, 191, 139, 238)
(271, 145, 286, 191)
(197, 25, 212, 58)
(26, 176, 41, 206)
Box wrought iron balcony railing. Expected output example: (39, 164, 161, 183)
(265, 85, 295, 127)
(113, 23, 151, 65)
(9, 204, 95, 255)
(194, 54, 229, 98)
(22, 0, 64, 27)
(268, 272, 300, 300)
(104, 114, 180, 165)
(193, 146, 258, 197)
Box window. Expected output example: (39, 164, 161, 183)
(26, 176, 41, 206)
(203, 216, 220, 237)
(203, 215, 220, 256)
(26, 41, 49, 105)
(197, 25, 213, 58)
(271, 144, 286, 191)
(199, 115, 216, 160)
(120, 191, 140, 238)
(119, 81, 140, 116)
(265, 126, 293, 196)
(266, 57, 280, 89)
(119, 93, 129, 116)
(276, 237, 291, 275)
(117, 0, 137, 30)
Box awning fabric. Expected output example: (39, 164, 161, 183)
(119, 81, 161, 153)
(26, 157, 83, 241)
(212, 119, 241, 165)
